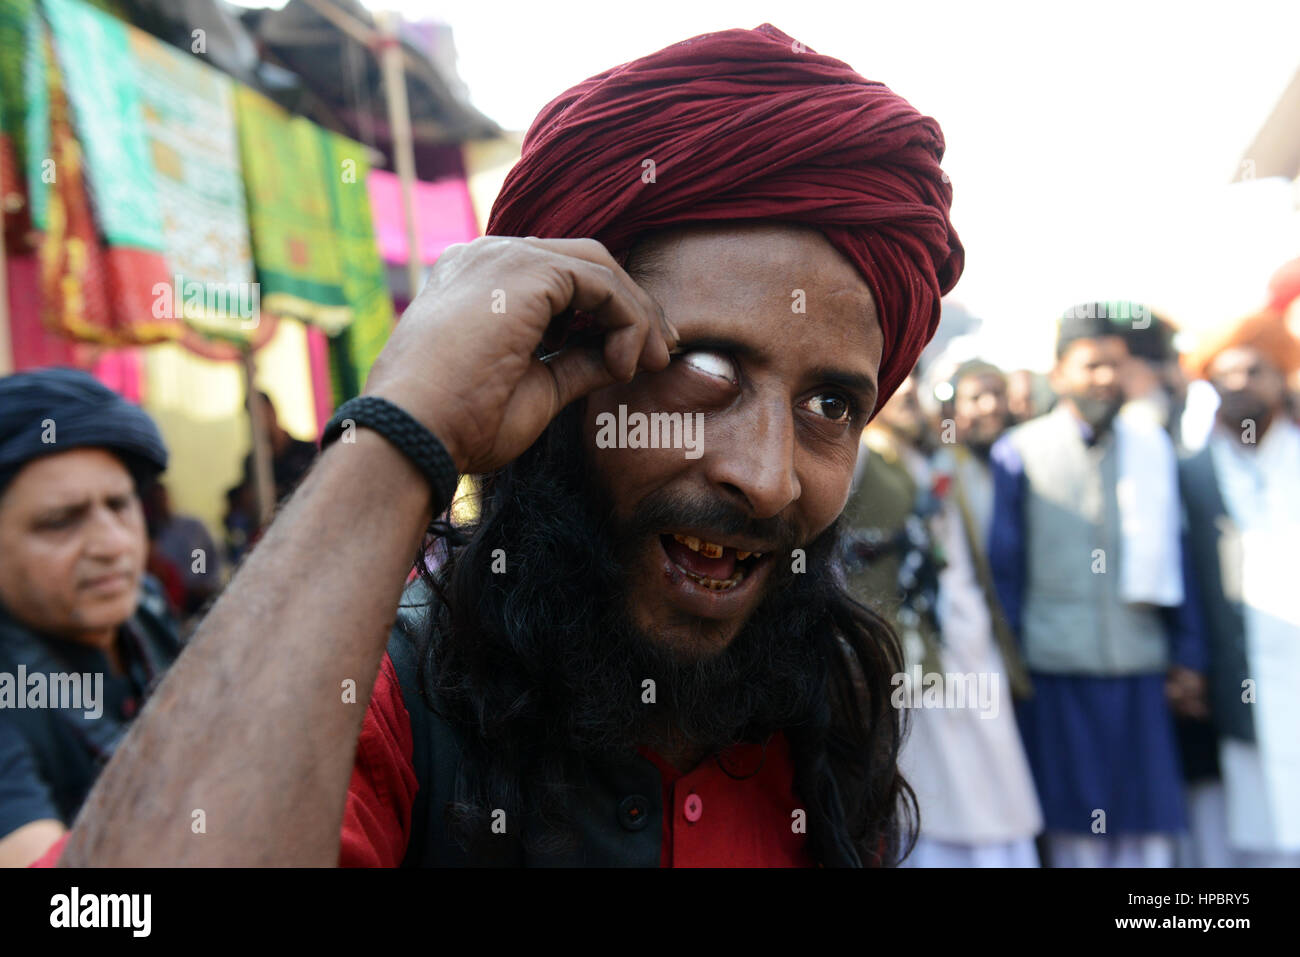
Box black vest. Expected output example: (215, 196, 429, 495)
(388, 587, 663, 866)
(1178, 447, 1253, 743)
(385, 583, 859, 867)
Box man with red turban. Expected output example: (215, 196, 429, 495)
(42, 24, 962, 867)
(1179, 305, 1300, 866)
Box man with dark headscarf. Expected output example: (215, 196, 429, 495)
(0, 368, 181, 866)
(41, 24, 962, 867)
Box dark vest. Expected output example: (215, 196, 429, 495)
(1178, 446, 1254, 742)
(385, 584, 859, 867)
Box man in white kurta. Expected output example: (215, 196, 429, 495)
(1203, 342, 1300, 867)
(1180, 303, 1300, 867)
(894, 442, 1043, 868)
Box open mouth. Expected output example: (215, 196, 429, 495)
(659, 533, 766, 592)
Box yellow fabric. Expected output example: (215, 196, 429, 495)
(141, 319, 317, 539)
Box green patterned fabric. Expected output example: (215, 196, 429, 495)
(40, 0, 163, 250)
(320, 131, 394, 406)
(234, 85, 351, 333)
(128, 22, 257, 341)
(0, 0, 35, 175)
(14, 0, 47, 231)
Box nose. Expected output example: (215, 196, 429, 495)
(84, 502, 142, 563)
(705, 395, 801, 520)
(1093, 364, 1118, 387)
(1219, 371, 1251, 392)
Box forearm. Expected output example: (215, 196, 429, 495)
(60, 433, 433, 866)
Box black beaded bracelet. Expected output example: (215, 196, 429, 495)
(321, 396, 460, 510)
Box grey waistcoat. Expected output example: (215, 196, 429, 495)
(1008, 408, 1168, 675)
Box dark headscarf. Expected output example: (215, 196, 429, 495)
(0, 367, 168, 497)
(487, 23, 964, 410)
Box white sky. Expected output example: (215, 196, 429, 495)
(250, 0, 1300, 369)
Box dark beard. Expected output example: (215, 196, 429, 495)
(420, 406, 842, 848)
(964, 437, 995, 461)
(1070, 393, 1123, 435)
(1216, 392, 1271, 434)
(577, 474, 839, 762)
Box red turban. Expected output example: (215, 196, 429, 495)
(486, 23, 964, 410)
(1185, 305, 1300, 380)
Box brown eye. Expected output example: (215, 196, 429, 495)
(681, 350, 738, 385)
(803, 393, 852, 423)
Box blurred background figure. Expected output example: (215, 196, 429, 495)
(842, 373, 1043, 867)
(1005, 369, 1053, 425)
(1179, 306, 1300, 867)
(247, 390, 317, 503)
(0, 368, 182, 867)
(141, 481, 224, 627)
(990, 304, 1207, 868)
(949, 359, 1013, 547)
(1115, 308, 1190, 448)
(223, 390, 318, 565)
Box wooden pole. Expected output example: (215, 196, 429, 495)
(241, 347, 276, 528)
(376, 10, 424, 301)
(299, 0, 425, 301)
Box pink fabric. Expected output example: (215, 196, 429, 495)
(305, 323, 334, 439)
(367, 170, 479, 266)
(89, 348, 143, 403)
(7, 255, 77, 371)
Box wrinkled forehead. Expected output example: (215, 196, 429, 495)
(1, 448, 135, 513)
(630, 223, 878, 344)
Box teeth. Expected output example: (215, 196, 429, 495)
(671, 534, 762, 561)
(676, 530, 748, 561)
(683, 566, 746, 591)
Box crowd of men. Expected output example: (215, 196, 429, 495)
(1, 294, 1295, 868)
(0, 23, 1295, 869)
(846, 300, 1300, 868)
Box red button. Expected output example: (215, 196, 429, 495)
(683, 793, 702, 823)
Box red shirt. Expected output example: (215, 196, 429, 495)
(34, 654, 811, 868)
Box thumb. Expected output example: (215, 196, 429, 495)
(544, 344, 625, 410)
